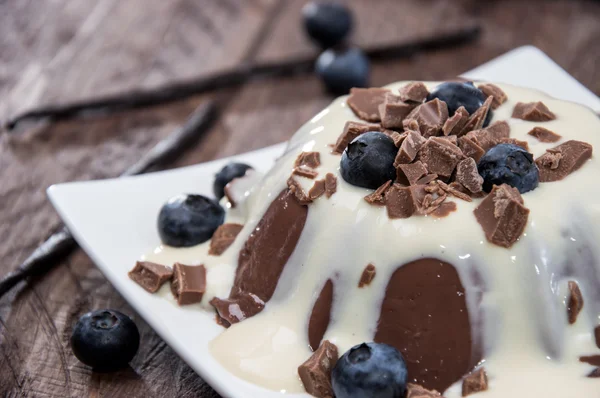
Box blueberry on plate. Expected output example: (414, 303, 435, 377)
(332, 342, 408, 398)
(478, 143, 539, 194)
(71, 309, 140, 371)
(158, 194, 225, 247)
(316, 47, 370, 95)
(341, 132, 396, 189)
(214, 162, 253, 199)
(427, 82, 492, 127)
(302, 1, 353, 48)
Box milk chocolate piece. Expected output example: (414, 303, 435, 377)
(375, 259, 478, 392)
(358, 264, 376, 287)
(385, 184, 426, 219)
(398, 82, 429, 104)
(431, 201, 457, 217)
(403, 118, 420, 132)
(407, 383, 443, 398)
(405, 98, 449, 138)
(384, 130, 407, 147)
(438, 180, 473, 202)
(209, 223, 243, 256)
(415, 174, 439, 185)
(128, 261, 173, 293)
(365, 180, 392, 206)
(288, 176, 312, 204)
(458, 136, 485, 163)
(211, 291, 265, 326)
(325, 173, 337, 197)
(347, 87, 390, 122)
(456, 158, 483, 193)
(459, 96, 493, 135)
(333, 121, 381, 154)
(478, 83, 507, 109)
(309, 179, 326, 200)
(473, 184, 529, 248)
(595, 325, 600, 348)
(379, 93, 416, 129)
(395, 130, 427, 165)
(462, 368, 488, 397)
(298, 340, 338, 398)
(512, 101, 556, 121)
(418, 137, 465, 179)
(465, 121, 510, 151)
(500, 137, 529, 151)
(397, 161, 428, 186)
(295, 151, 321, 169)
(527, 126, 561, 143)
(293, 167, 319, 179)
(438, 135, 458, 145)
(535, 140, 593, 182)
(309, 280, 333, 351)
(580, 355, 600, 367)
(171, 263, 206, 305)
(443, 106, 469, 136)
(567, 281, 584, 324)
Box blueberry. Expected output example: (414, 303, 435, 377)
(341, 132, 396, 189)
(214, 162, 253, 199)
(316, 47, 370, 95)
(302, 1, 353, 48)
(332, 342, 408, 398)
(427, 82, 493, 127)
(478, 143, 539, 193)
(70, 309, 140, 371)
(158, 194, 224, 247)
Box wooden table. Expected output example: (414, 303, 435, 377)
(1, 0, 599, 396)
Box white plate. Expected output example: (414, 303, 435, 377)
(48, 46, 600, 398)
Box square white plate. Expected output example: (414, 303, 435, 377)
(48, 46, 600, 398)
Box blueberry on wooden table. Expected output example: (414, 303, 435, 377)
(341, 132, 397, 189)
(332, 342, 408, 398)
(427, 82, 493, 127)
(478, 143, 539, 193)
(70, 309, 140, 371)
(158, 194, 225, 247)
(316, 47, 370, 95)
(302, 1, 353, 48)
(213, 162, 253, 199)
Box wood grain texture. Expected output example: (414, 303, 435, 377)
(1, 0, 599, 397)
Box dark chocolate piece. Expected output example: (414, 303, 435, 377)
(364, 180, 392, 206)
(527, 126, 561, 143)
(309, 280, 334, 351)
(462, 368, 488, 397)
(358, 264, 376, 287)
(295, 151, 321, 169)
(324, 173, 337, 198)
(443, 106, 469, 136)
(397, 161, 428, 186)
(478, 83, 507, 109)
(567, 281, 584, 324)
(209, 223, 244, 256)
(406, 383, 443, 398)
(309, 179, 327, 200)
(128, 261, 173, 293)
(171, 263, 206, 305)
(395, 130, 427, 165)
(298, 340, 338, 398)
(405, 98, 449, 138)
(398, 82, 429, 104)
(456, 158, 483, 193)
(347, 88, 390, 122)
(418, 137, 465, 179)
(459, 96, 493, 135)
(332, 121, 381, 154)
(535, 140, 593, 182)
(512, 101, 556, 121)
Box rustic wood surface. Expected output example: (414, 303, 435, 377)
(1, 0, 599, 397)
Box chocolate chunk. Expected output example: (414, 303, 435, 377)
(406, 383, 443, 398)
(295, 151, 321, 169)
(500, 137, 529, 151)
(456, 158, 483, 193)
(415, 174, 439, 185)
(309, 179, 326, 200)
(473, 184, 529, 248)
(398, 82, 429, 104)
(580, 355, 600, 367)
(512, 101, 556, 121)
(462, 368, 488, 397)
(325, 173, 337, 197)
(588, 368, 600, 378)
(438, 180, 473, 202)
(527, 126, 561, 143)
(486, 120, 511, 138)
(171, 263, 206, 305)
(379, 93, 416, 129)
(478, 83, 507, 109)
(358, 264, 376, 287)
(397, 161, 428, 186)
(128, 261, 173, 293)
(535, 140, 593, 182)
(595, 325, 600, 348)
(395, 130, 427, 165)
(209, 223, 244, 256)
(333, 121, 381, 154)
(431, 201, 457, 217)
(418, 137, 465, 179)
(458, 136, 485, 163)
(211, 291, 265, 325)
(403, 118, 420, 132)
(309, 280, 334, 351)
(385, 184, 426, 219)
(438, 135, 458, 145)
(443, 106, 469, 136)
(459, 96, 493, 135)
(365, 180, 392, 206)
(405, 98, 449, 138)
(347, 87, 390, 122)
(567, 281, 584, 324)
(287, 176, 312, 204)
(298, 340, 338, 398)
(465, 121, 511, 151)
(293, 167, 319, 179)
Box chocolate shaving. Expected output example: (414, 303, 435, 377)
(128, 261, 173, 293)
(211, 291, 265, 326)
(462, 367, 488, 397)
(293, 167, 319, 179)
(395, 130, 427, 165)
(309, 179, 327, 200)
(437, 180, 473, 202)
(459, 96, 493, 135)
(325, 173, 337, 198)
(287, 177, 312, 204)
(512, 101, 556, 121)
(379, 93, 416, 129)
(365, 180, 392, 206)
(171, 263, 206, 305)
(456, 158, 483, 193)
(298, 340, 339, 398)
(407, 383, 443, 398)
(443, 106, 469, 136)
(535, 140, 593, 182)
(567, 281, 584, 324)
(209, 223, 243, 256)
(333, 121, 381, 154)
(295, 151, 321, 169)
(397, 161, 428, 186)
(478, 83, 507, 109)
(347, 88, 390, 122)
(358, 264, 377, 287)
(398, 82, 429, 104)
(418, 137, 465, 179)
(405, 98, 449, 137)
(458, 136, 485, 162)
(527, 126, 561, 143)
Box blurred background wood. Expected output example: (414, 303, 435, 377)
(0, 0, 599, 396)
